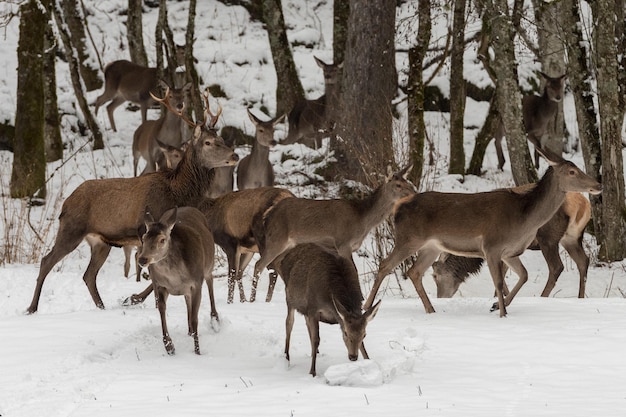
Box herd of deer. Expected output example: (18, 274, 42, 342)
(24, 57, 602, 376)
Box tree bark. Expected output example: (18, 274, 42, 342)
(127, 0, 148, 66)
(333, 0, 349, 64)
(448, 0, 466, 175)
(485, 0, 536, 185)
(60, 0, 102, 91)
(262, 0, 304, 116)
(44, 8, 63, 162)
(11, 0, 46, 200)
(561, 0, 603, 239)
(594, 0, 626, 261)
(468, 94, 499, 175)
(406, 0, 431, 188)
(184, 0, 204, 121)
(52, 1, 104, 149)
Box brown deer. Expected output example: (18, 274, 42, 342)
(236, 109, 285, 190)
(138, 206, 218, 355)
(252, 166, 415, 296)
(132, 82, 192, 176)
(26, 99, 238, 314)
(124, 187, 295, 306)
(432, 190, 592, 299)
(364, 149, 601, 317)
(494, 72, 567, 170)
(272, 243, 381, 377)
(282, 56, 343, 148)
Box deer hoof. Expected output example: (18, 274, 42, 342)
(490, 302, 499, 312)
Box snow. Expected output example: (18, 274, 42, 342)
(1, 1, 626, 416)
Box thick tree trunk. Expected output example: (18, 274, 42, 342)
(562, 0, 603, 239)
(44, 12, 63, 162)
(127, 0, 148, 66)
(184, 0, 204, 121)
(468, 95, 499, 175)
(333, 0, 349, 65)
(448, 0, 466, 175)
(594, 0, 626, 261)
(60, 0, 102, 91)
(487, 0, 536, 185)
(11, 0, 46, 200)
(406, 0, 431, 188)
(262, 0, 304, 116)
(335, 0, 396, 186)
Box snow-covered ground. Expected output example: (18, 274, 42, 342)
(1, 1, 625, 416)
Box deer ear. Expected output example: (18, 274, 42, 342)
(247, 108, 259, 125)
(144, 206, 156, 229)
(364, 300, 381, 322)
(161, 207, 178, 232)
(332, 296, 350, 322)
(274, 113, 286, 126)
(535, 146, 563, 166)
(193, 125, 203, 141)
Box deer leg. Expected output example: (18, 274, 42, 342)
(225, 247, 240, 304)
(253, 242, 293, 302)
(359, 342, 370, 360)
(186, 287, 202, 355)
(123, 245, 134, 278)
(204, 271, 219, 323)
(237, 249, 255, 302)
(156, 287, 174, 355)
(26, 231, 84, 314)
(82, 239, 112, 309)
(305, 315, 321, 377)
(365, 242, 420, 309)
(105, 96, 125, 132)
(485, 256, 507, 317)
(122, 283, 153, 306)
(284, 306, 295, 362)
(538, 239, 564, 298)
(266, 269, 278, 302)
(501, 256, 528, 309)
(561, 236, 590, 298)
(94, 89, 115, 116)
(405, 248, 441, 314)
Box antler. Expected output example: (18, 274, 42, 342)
(150, 88, 196, 127)
(202, 88, 223, 129)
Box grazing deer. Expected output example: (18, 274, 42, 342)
(432, 191, 592, 299)
(132, 81, 192, 176)
(494, 72, 567, 170)
(252, 166, 415, 299)
(236, 109, 285, 190)
(282, 56, 343, 148)
(138, 206, 218, 355)
(272, 244, 381, 377)
(124, 187, 295, 306)
(26, 98, 238, 314)
(364, 149, 601, 317)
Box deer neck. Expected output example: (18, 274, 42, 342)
(168, 151, 215, 207)
(356, 187, 395, 230)
(250, 140, 270, 163)
(522, 167, 566, 229)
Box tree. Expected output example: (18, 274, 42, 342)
(333, 0, 349, 64)
(448, 0, 466, 175)
(11, 0, 46, 200)
(481, 0, 536, 185)
(44, 7, 63, 162)
(127, 0, 148, 66)
(593, 0, 626, 261)
(335, 0, 397, 185)
(60, 0, 102, 91)
(406, 0, 431, 187)
(262, 0, 304, 116)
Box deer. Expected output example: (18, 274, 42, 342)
(272, 243, 381, 377)
(138, 206, 218, 355)
(364, 149, 601, 317)
(282, 56, 343, 149)
(26, 95, 238, 314)
(236, 109, 285, 190)
(432, 190, 592, 299)
(123, 186, 295, 306)
(252, 166, 415, 299)
(132, 81, 192, 176)
(494, 72, 567, 170)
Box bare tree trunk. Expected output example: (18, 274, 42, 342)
(52, 1, 104, 150)
(406, 0, 431, 188)
(334, 0, 396, 186)
(262, 0, 304, 116)
(532, 0, 566, 157)
(60, 0, 102, 91)
(594, 0, 626, 261)
(468, 94, 499, 175)
(561, 0, 603, 239)
(127, 0, 148, 66)
(448, 0, 466, 175)
(485, 0, 536, 185)
(44, 9, 63, 162)
(184, 0, 204, 121)
(333, 0, 349, 64)
(11, 0, 46, 200)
